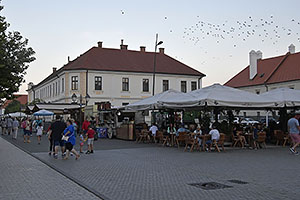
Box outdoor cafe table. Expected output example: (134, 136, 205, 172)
(196, 134, 211, 151)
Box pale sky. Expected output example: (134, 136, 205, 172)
(3, 0, 300, 94)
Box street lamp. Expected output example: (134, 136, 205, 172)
(71, 93, 90, 134)
(152, 33, 163, 96)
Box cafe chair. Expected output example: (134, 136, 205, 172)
(176, 132, 187, 149)
(257, 131, 267, 149)
(212, 133, 226, 152)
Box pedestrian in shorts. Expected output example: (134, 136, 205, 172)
(86, 125, 95, 154)
(288, 112, 300, 155)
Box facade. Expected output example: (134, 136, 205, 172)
(225, 44, 300, 118)
(225, 44, 300, 94)
(28, 41, 205, 107)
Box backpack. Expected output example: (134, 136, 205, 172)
(21, 121, 27, 129)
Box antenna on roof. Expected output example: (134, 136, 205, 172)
(121, 39, 124, 45)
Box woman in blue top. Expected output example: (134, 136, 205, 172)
(63, 119, 80, 160)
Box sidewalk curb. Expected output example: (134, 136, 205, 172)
(1, 136, 111, 200)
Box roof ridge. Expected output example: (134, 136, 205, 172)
(264, 52, 290, 84)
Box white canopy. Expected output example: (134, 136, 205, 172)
(8, 112, 27, 118)
(125, 89, 193, 110)
(259, 87, 300, 107)
(159, 83, 279, 108)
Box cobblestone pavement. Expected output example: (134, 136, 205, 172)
(0, 137, 101, 200)
(2, 131, 300, 200)
(34, 145, 300, 200)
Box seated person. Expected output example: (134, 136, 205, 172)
(206, 125, 220, 150)
(194, 125, 203, 145)
(176, 124, 189, 136)
(167, 123, 176, 135)
(149, 123, 158, 142)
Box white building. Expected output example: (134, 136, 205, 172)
(27, 41, 205, 107)
(225, 44, 300, 118)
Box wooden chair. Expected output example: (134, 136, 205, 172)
(257, 131, 267, 149)
(154, 131, 164, 144)
(137, 129, 149, 143)
(274, 130, 288, 146)
(184, 134, 198, 152)
(231, 131, 244, 148)
(283, 133, 292, 147)
(212, 133, 225, 152)
(176, 132, 187, 149)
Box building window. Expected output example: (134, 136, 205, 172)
(289, 85, 295, 89)
(255, 89, 260, 94)
(163, 80, 169, 92)
(55, 82, 58, 96)
(95, 76, 102, 90)
(142, 79, 149, 92)
(71, 76, 78, 90)
(50, 85, 52, 97)
(122, 78, 129, 91)
(62, 78, 64, 92)
(181, 81, 187, 93)
(191, 81, 197, 91)
(52, 83, 55, 97)
(58, 80, 60, 94)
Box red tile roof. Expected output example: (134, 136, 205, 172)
(33, 46, 205, 89)
(64, 47, 205, 76)
(1, 94, 28, 109)
(224, 52, 300, 88)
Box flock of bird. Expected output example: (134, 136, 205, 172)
(182, 15, 300, 48)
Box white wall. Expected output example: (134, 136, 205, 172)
(28, 70, 203, 107)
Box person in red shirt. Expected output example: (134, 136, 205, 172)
(82, 117, 90, 134)
(86, 125, 95, 154)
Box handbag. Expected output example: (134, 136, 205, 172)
(62, 135, 69, 141)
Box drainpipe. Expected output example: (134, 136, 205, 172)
(264, 84, 268, 92)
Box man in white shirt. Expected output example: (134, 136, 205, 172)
(206, 125, 220, 151)
(149, 124, 158, 136)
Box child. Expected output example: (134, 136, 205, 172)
(79, 132, 86, 153)
(36, 123, 43, 144)
(86, 125, 95, 154)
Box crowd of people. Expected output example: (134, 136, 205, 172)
(0, 115, 97, 160)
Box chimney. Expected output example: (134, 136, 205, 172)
(249, 50, 258, 80)
(53, 67, 57, 73)
(120, 39, 128, 50)
(159, 48, 164, 54)
(97, 41, 103, 48)
(67, 56, 70, 63)
(256, 50, 263, 59)
(140, 46, 146, 52)
(289, 44, 295, 54)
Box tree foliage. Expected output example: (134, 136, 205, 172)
(4, 99, 22, 114)
(0, 2, 35, 100)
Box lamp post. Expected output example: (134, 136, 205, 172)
(152, 33, 163, 96)
(71, 93, 90, 134)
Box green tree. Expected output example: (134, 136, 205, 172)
(4, 99, 22, 114)
(0, 2, 35, 100)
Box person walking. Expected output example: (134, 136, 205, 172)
(36, 123, 43, 144)
(7, 116, 13, 135)
(288, 112, 300, 155)
(1, 118, 5, 135)
(63, 119, 80, 160)
(82, 117, 90, 135)
(24, 118, 31, 143)
(86, 125, 95, 154)
(12, 118, 19, 140)
(49, 115, 66, 159)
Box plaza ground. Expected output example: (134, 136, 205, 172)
(1, 131, 300, 200)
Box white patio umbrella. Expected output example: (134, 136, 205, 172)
(259, 87, 300, 107)
(125, 89, 193, 110)
(159, 83, 279, 108)
(8, 112, 27, 118)
(33, 109, 54, 116)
